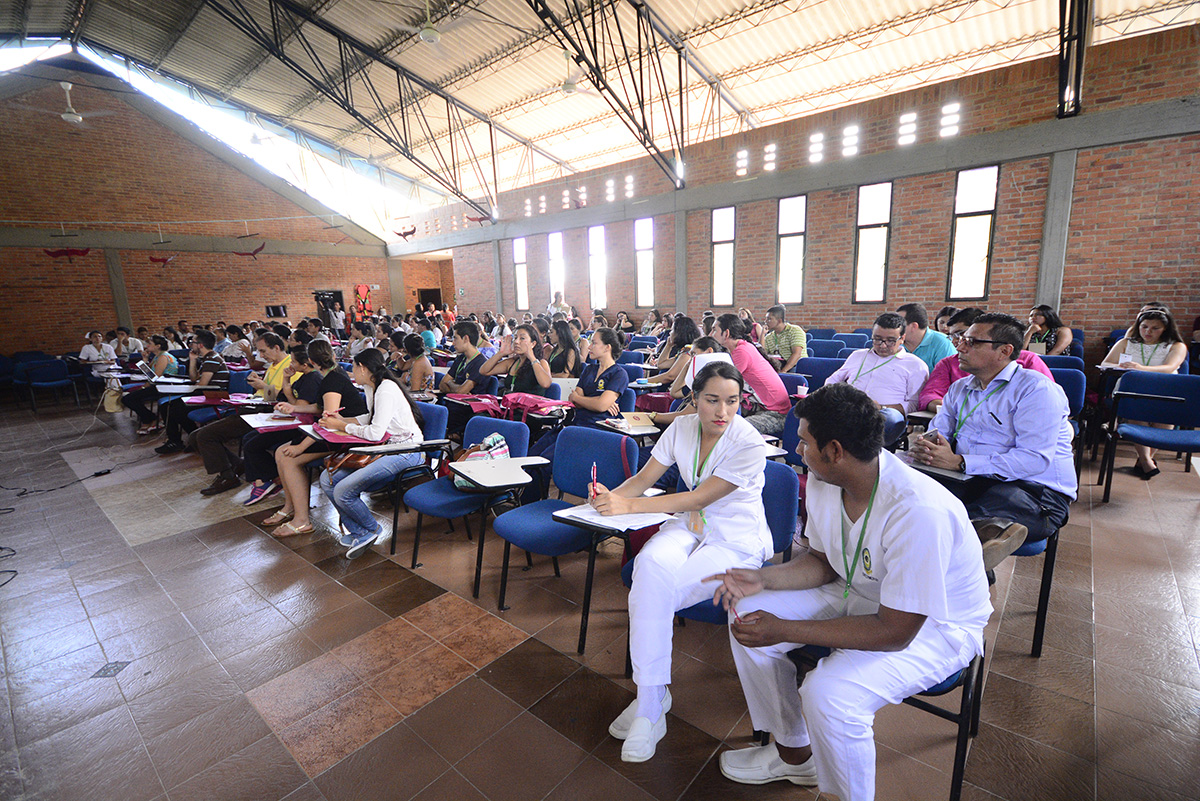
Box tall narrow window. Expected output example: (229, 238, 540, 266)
(548, 232, 565, 303)
(947, 165, 999, 300)
(513, 237, 529, 311)
(853, 182, 892, 303)
(776, 196, 806, 303)
(808, 132, 824, 164)
(635, 218, 654, 308)
(588, 225, 607, 310)
(711, 207, 735, 307)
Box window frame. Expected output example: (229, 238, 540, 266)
(512, 237, 529, 311)
(587, 224, 607, 311)
(944, 165, 1000, 302)
(710, 206, 736, 308)
(851, 182, 893, 305)
(634, 217, 655, 309)
(775, 195, 807, 305)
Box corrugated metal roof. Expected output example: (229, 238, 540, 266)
(2, 0, 1196, 205)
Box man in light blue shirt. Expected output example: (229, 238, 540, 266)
(911, 312, 1075, 543)
(898, 303, 957, 374)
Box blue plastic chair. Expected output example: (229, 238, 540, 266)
(808, 328, 836, 340)
(794, 357, 844, 388)
(833, 333, 869, 349)
(617, 387, 636, 412)
(385, 401, 452, 555)
(13, 350, 53, 362)
(838, 348, 857, 360)
(1040, 355, 1085, 372)
(402, 417, 530, 592)
(1068, 340, 1084, 360)
(629, 336, 658, 349)
(1099, 372, 1200, 503)
(779, 406, 806, 470)
(617, 363, 644, 383)
(28, 360, 79, 412)
(1070, 327, 1085, 345)
(618, 351, 645, 364)
(476, 374, 500, 396)
(806, 339, 842, 358)
(491, 426, 640, 651)
(1049, 368, 1086, 479)
(777, 373, 807, 399)
(544, 382, 562, 400)
(853, 327, 874, 337)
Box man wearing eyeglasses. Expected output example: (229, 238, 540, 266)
(897, 303, 957, 374)
(911, 312, 1075, 545)
(825, 312, 928, 444)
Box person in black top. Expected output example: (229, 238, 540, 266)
(155, 330, 229, 454)
(547, 320, 583, 378)
(241, 344, 323, 505)
(442, 321, 490, 435)
(480, 324, 552, 396)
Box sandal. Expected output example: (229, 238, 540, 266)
(272, 521, 315, 538)
(261, 511, 294, 527)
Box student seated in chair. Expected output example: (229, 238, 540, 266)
(154, 330, 230, 454)
(911, 312, 1076, 543)
(710, 383, 991, 799)
(441, 321, 489, 435)
(593, 361, 774, 764)
(123, 335, 179, 435)
(79, 330, 117, 364)
(479, 324, 552, 396)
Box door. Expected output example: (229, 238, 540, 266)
(418, 288, 442, 309)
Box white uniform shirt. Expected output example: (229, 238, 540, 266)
(650, 414, 773, 560)
(344, 380, 424, 445)
(826, 349, 929, 414)
(805, 450, 992, 651)
(79, 342, 117, 362)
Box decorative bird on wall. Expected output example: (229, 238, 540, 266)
(466, 215, 491, 226)
(149, 254, 177, 266)
(394, 226, 417, 240)
(233, 243, 266, 259)
(44, 247, 90, 263)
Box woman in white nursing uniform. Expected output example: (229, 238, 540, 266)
(590, 361, 773, 763)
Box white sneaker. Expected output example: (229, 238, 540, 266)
(719, 742, 818, 786)
(609, 688, 672, 740)
(620, 714, 666, 763)
(373, 528, 390, 546)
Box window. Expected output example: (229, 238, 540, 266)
(577, 185, 587, 206)
(940, 102, 960, 138)
(897, 112, 917, 146)
(763, 143, 777, 171)
(523, 198, 532, 217)
(588, 226, 607, 310)
(635, 218, 654, 308)
(605, 179, 616, 202)
(842, 125, 859, 158)
(548, 232, 565, 302)
(853, 182, 892, 303)
(711, 206, 735, 307)
(624, 174, 634, 198)
(735, 149, 748, 177)
(513, 238, 529, 310)
(538, 195, 546, 214)
(776, 196, 806, 303)
(561, 189, 570, 210)
(808, 132, 824, 163)
(947, 165, 999, 300)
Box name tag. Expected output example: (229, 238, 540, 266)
(1117, 352, 1134, 365)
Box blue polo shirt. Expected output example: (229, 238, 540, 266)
(910, 329, 957, 374)
(573, 362, 628, 428)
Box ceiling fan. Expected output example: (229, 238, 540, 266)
(396, 0, 467, 53)
(348, 135, 389, 167)
(9, 81, 115, 128)
(542, 50, 604, 101)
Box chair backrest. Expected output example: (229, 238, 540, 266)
(1068, 340, 1084, 359)
(414, 401, 449, 440)
(837, 348, 856, 360)
(807, 339, 842, 358)
(1113, 372, 1200, 428)
(13, 350, 52, 362)
(1070, 328, 1085, 344)
(617, 350, 645, 364)
(544, 381, 562, 400)
(832, 333, 869, 349)
(30, 360, 69, 382)
(463, 415, 530, 457)
(553, 426, 639, 498)
(1049, 369, 1085, 417)
(808, 328, 836, 340)
(853, 327, 874, 337)
(629, 336, 657, 349)
(794, 357, 844, 388)
(169, 349, 189, 362)
(228, 370, 251, 395)
(777, 373, 808, 397)
(618, 388, 636, 412)
(1041, 355, 1085, 372)
(476, 374, 500, 396)
(669, 397, 688, 412)
(780, 406, 806, 469)
(762, 461, 800, 554)
(617, 363, 644, 382)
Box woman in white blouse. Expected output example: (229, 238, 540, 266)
(590, 361, 774, 764)
(319, 348, 426, 557)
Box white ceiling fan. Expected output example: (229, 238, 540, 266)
(541, 50, 604, 101)
(348, 135, 390, 167)
(396, 0, 468, 55)
(9, 81, 115, 128)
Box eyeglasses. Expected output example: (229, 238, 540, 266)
(955, 336, 1007, 349)
(871, 337, 900, 346)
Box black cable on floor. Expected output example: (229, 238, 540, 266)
(0, 546, 15, 588)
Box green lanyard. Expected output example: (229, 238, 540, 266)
(852, 354, 897, 386)
(692, 432, 719, 528)
(1138, 342, 1160, 366)
(840, 472, 880, 600)
(954, 381, 1006, 438)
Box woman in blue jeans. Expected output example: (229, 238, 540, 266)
(317, 348, 425, 558)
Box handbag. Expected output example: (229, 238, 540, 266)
(452, 432, 510, 489)
(325, 451, 382, 474)
(501, 391, 569, 422)
(102, 387, 124, 413)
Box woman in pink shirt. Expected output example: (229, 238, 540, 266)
(713, 314, 792, 435)
(920, 307, 1053, 412)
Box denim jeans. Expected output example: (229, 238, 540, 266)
(319, 452, 424, 538)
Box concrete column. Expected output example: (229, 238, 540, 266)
(104, 249, 133, 329)
(674, 210, 687, 313)
(492, 239, 504, 313)
(1035, 150, 1078, 309)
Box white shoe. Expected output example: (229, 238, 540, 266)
(719, 742, 818, 786)
(373, 528, 390, 546)
(621, 715, 666, 763)
(609, 688, 672, 740)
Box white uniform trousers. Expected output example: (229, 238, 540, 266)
(628, 522, 763, 687)
(730, 584, 978, 801)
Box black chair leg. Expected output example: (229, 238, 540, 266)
(1101, 435, 1118, 503)
(521, 550, 534, 571)
(551, 555, 560, 577)
(498, 540, 512, 611)
(390, 478, 403, 556)
(948, 654, 980, 801)
(970, 649, 986, 737)
(1031, 533, 1058, 658)
(577, 537, 599, 654)
(411, 512, 424, 569)
(472, 508, 487, 599)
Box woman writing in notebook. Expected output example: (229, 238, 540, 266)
(590, 361, 774, 765)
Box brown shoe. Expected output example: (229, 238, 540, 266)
(973, 518, 1028, 573)
(200, 475, 241, 496)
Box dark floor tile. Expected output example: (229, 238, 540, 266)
(1006, 574, 1094, 624)
(273, 580, 362, 628)
(1094, 622, 1200, 689)
(89, 591, 182, 641)
(330, 615, 434, 680)
(977, 672, 1095, 760)
(291, 539, 347, 565)
(223, 628, 326, 693)
(1096, 707, 1200, 798)
(2, 617, 100, 674)
(299, 598, 391, 652)
(666, 652, 751, 742)
(592, 713, 722, 801)
(126, 661, 242, 741)
(1093, 592, 1192, 641)
(252, 563, 334, 605)
(339, 559, 414, 597)
(246, 651, 361, 732)
(133, 533, 213, 575)
(477, 638, 582, 708)
(406, 677, 525, 764)
(145, 695, 272, 790)
(181, 585, 272, 633)
(167, 733, 310, 801)
(312, 549, 387, 581)
(278, 685, 402, 777)
(95, 611, 197, 663)
(6, 643, 110, 706)
(200, 603, 298, 660)
(547, 755, 661, 801)
(365, 575, 447, 618)
(191, 516, 268, 554)
(369, 643, 476, 716)
(997, 601, 1095, 660)
(676, 746, 819, 801)
(456, 712, 588, 801)
(409, 768, 486, 801)
(280, 781, 329, 801)
(11, 673, 125, 748)
(1096, 768, 1197, 801)
(963, 722, 1095, 801)
(530, 666, 633, 752)
(314, 722, 451, 801)
(221, 538, 313, 580)
(115, 636, 219, 701)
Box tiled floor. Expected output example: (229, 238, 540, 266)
(2, 403, 1199, 801)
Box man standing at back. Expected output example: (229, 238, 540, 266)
(897, 303, 956, 374)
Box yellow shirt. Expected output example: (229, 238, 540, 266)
(259, 355, 294, 397)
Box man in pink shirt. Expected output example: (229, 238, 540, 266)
(714, 314, 792, 435)
(920, 307, 1052, 412)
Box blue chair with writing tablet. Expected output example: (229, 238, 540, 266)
(794, 357, 843, 389)
(808, 328, 836, 341)
(807, 339, 843, 359)
(833, 333, 870, 350)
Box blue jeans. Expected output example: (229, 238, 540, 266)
(319, 452, 424, 538)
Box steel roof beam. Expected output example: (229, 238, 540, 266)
(1057, 0, 1093, 118)
(217, 0, 343, 97)
(151, 0, 233, 70)
(68, 0, 97, 44)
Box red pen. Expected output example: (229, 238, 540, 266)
(590, 461, 597, 502)
(323, 406, 344, 417)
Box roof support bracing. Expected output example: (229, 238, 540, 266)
(523, 0, 687, 188)
(15, 0, 31, 39)
(217, 0, 343, 97)
(151, 0, 230, 70)
(1057, 0, 1092, 118)
(67, 0, 96, 44)
(203, 0, 510, 218)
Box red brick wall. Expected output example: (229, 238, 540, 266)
(398, 258, 454, 312)
(0, 79, 389, 354)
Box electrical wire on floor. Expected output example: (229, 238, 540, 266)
(0, 545, 15, 588)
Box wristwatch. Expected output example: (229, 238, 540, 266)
(957, 455, 967, 473)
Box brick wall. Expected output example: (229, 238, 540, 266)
(0, 79, 389, 355)
(398, 258, 454, 312)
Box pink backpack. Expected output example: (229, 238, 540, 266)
(500, 392, 570, 422)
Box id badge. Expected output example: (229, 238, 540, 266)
(688, 511, 703, 535)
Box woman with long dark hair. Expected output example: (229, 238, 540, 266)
(480, 324, 552, 395)
(1023, 305, 1073, 356)
(319, 348, 427, 557)
(547, 319, 583, 378)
